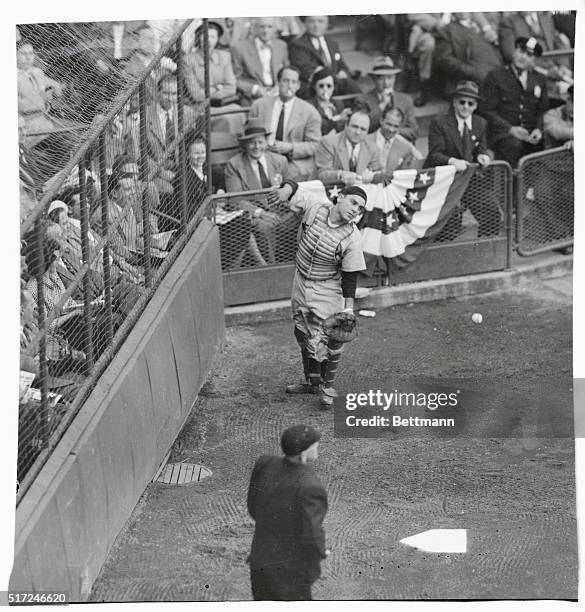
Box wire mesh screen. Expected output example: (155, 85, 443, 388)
(434, 162, 510, 243)
(209, 189, 301, 270)
(516, 147, 574, 255)
(18, 18, 212, 490)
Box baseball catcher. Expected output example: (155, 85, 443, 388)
(272, 180, 367, 408)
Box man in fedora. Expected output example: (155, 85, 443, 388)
(247, 424, 329, 600)
(426, 80, 501, 239)
(248, 66, 322, 181)
(480, 37, 549, 168)
(225, 118, 297, 263)
(355, 56, 418, 142)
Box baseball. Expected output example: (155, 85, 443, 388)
(472, 313, 483, 324)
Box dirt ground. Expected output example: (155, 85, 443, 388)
(90, 275, 576, 602)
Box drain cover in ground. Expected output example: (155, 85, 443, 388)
(156, 463, 212, 485)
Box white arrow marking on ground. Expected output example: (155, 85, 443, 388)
(400, 529, 467, 553)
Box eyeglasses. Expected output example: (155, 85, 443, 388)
(456, 99, 477, 107)
(317, 83, 334, 89)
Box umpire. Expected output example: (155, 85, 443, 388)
(247, 424, 329, 600)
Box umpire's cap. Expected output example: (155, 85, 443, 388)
(281, 424, 321, 456)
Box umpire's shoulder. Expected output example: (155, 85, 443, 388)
(253, 454, 280, 470)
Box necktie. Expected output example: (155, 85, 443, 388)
(317, 37, 331, 66)
(275, 103, 285, 142)
(349, 145, 357, 172)
(257, 161, 271, 188)
(165, 110, 174, 147)
(462, 123, 473, 161)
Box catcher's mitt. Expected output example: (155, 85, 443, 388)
(323, 311, 358, 343)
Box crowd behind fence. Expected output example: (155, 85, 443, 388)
(17, 13, 575, 498)
(18, 18, 212, 498)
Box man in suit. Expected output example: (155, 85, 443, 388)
(498, 11, 572, 80)
(355, 56, 418, 141)
(434, 12, 503, 97)
(225, 118, 296, 263)
(366, 107, 424, 173)
(231, 17, 289, 105)
(426, 80, 500, 240)
(316, 110, 382, 186)
(289, 15, 361, 99)
(248, 66, 322, 181)
(480, 37, 549, 168)
(248, 424, 328, 600)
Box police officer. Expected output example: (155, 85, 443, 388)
(480, 37, 548, 168)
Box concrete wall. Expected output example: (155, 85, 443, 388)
(10, 220, 224, 601)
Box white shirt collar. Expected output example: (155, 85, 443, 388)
(456, 116, 473, 134)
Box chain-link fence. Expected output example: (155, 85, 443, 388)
(18, 18, 214, 496)
(516, 147, 574, 255)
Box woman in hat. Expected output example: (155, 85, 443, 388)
(308, 67, 352, 136)
(184, 21, 244, 133)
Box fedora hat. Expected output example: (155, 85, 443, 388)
(450, 80, 483, 101)
(237, 118, 272, 141)
(195, 20, 224, 40)
(368, 56, 402, 77)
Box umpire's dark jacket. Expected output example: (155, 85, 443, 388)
(247, 455, 328, 584)
(480, 65, 548, 147)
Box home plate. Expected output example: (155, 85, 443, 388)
(400, 529, 467, 553)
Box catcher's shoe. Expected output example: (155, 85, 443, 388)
(319, 385, 338, 409)
(286, 380, 319, 395)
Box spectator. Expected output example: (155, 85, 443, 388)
(355, 56, 418, 141)
(543, 85, 573, 149)
(16, 39, 64, 146)
(123, 23, 176, 97)
(124, 74, 199, 201)
(248, 66, 322, 181)
(173, 133, 210, 221)
(225, 118, 297, 264)
(480, 37, 548, 168)
(230, 17, 290, 106)
(184, 21, 244, 134)
(315, 110, 382, 186)
(426, 80, 501, 239)
(308, 67, 352, 136)
(289, 16, 361, 99)
(406, 13, 452, 106)
(498, 11, 572, 84)
(366, 107, 424, 173)
(434, 12, 503, 97)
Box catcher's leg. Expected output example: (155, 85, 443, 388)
(286, 326, 321, 394)
(320, 339, 344, 409)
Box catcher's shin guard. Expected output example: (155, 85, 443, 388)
(293, 325, 322, 386)
(322, 340, 344, 388)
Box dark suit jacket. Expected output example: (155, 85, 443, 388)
(289, 33, 350, 90)
(230, 37, 289, 99)
(309, 97, 347, 135)
(224, 151, 289, 192)
(479, 65, 548, 145)
(434, 22, 503, 93)
(426, 110, 489, 167)
(247, 455, 328, 584)
(355, 88, 418, 141)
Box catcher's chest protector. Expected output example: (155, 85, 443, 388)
(296, 205, 354, 281)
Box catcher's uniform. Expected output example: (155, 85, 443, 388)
(288, 186, 365, 362)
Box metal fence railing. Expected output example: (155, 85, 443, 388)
(18, 18, 214, 500)
(516, 147, 574, 256)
